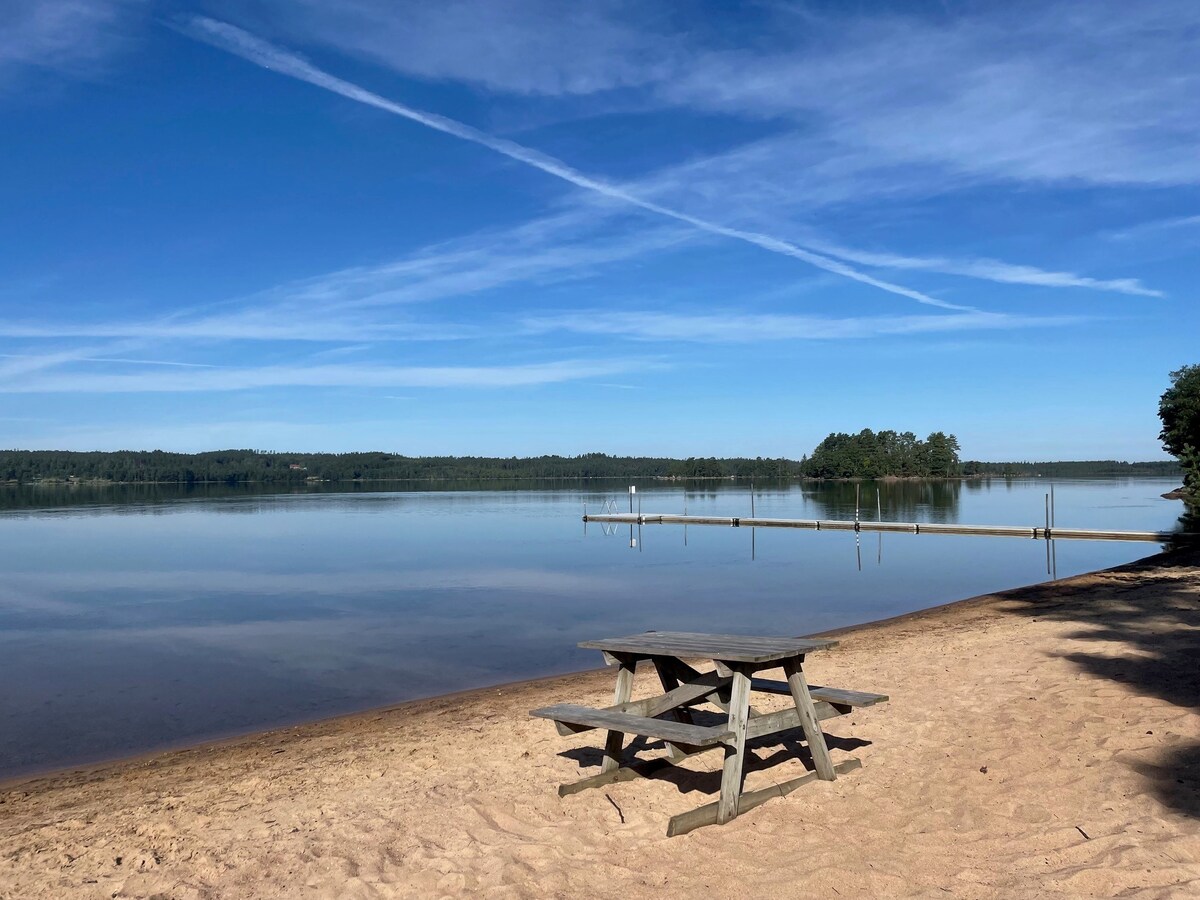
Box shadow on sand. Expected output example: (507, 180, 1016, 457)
(559, 711, 870, 799)
(999, 534, 1200, 820)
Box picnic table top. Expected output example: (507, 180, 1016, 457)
(578, 631, 838, 663)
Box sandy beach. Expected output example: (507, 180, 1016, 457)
(2, 547, 1198, 898)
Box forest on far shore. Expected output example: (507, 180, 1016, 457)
(0, 442, 1180, 485)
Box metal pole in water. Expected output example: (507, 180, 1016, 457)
(1045, 492, 1051, 574)
(877, 488, 883, 565)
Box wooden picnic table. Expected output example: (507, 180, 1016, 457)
(531, 631, 887, 836)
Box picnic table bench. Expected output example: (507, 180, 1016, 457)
(531, 631, 887, 836)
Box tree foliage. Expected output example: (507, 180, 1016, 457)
(0, 450, 801, 485)
(1159, 364, 1200, 495)
(800, 429, 961, 478)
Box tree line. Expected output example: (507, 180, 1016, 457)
(0, 450, 801, 484)
(1, 443, 1178, 485)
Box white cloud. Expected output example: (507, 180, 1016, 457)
(1105, 215, 1200, 242)
(0, 209, 693, 342)
(659, 2, 1200, 187)
(0, 0, 139, 87)
(790, 238, 1162, 298)
(524, 310, 1086, 342)
(1, 357, 655, 393)
(186, 17, 969, 311)
(258, 0, 676, 96)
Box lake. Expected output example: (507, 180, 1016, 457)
(0, 476, 1186, 781)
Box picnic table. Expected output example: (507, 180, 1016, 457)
(531, 631, 887, 836)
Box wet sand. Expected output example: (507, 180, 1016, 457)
(2, 547, 1199, 898)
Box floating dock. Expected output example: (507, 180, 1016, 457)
(582, 513, 1184, 543)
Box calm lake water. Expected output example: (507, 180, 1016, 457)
(0, 477, 1187, 780)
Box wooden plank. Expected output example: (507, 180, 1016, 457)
(558, 757, 672, 796)
(744, 700, 842, 740)
(622, 669, 724, 720)
(531, 704, 734, 746)
(716, 667, 752, 825)
(579, 632, 838, 663)
(750, 679, 890, 708)
(783, 656, 836, 781)
(659, 657, 761, 717)
(557, 740, 726, 796)
(666, 758, 863, 837)
(602, 660, 635, 774)
(653, 658, 693, 761)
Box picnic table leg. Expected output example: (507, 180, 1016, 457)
(652, 658, 693, 761)
(716, 664, 752, 824)
(601, 658, 636, 774)
(783, 655, 836, 781)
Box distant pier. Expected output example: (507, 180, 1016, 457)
(582, 512, 1186, 543)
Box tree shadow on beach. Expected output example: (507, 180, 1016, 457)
(999, 540, 1200, 820)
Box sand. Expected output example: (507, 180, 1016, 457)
(2, 547, 1199, 899)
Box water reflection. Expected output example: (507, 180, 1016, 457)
(801, 479, 962, 522)
(0, 477, 1186, 781)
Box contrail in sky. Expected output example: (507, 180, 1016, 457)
(185, 17, 973, 312)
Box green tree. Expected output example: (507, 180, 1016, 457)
(1159, 364, 1200, 497)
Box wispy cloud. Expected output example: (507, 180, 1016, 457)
(1, 357, 656, 393)
(246, 1, 1200, 189)
(0, 211, 693, 343)
(0, 0, 138, 88)
(185, 17, 969, 312)
(0, 353, 219, 368)
(792, 239, 1162, 297)
(260, 0, 676, 96)
(1105, 214, 1200, 242)
(524, 310, 1087, 342)
(659, 2, 1200, 187)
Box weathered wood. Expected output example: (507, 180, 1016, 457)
(783, 656, 836, 781)
(557, 757, 672, 796)
(531, 704, 734, 746)
(750, 679, 890, 708)
(618, 669, 724, 720)
(653, 658, 693, 760)
(557, 740, 726, 797)
(579, 632, 837, 663)
(603, 660, 636, 774)
(659, 657, 764, 718)
(716, 666, 752, 825)
(666, 758, 863, 837)
(744, 701, 844, 740)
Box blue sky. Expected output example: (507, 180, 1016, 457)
(1, 0, 1197, 460)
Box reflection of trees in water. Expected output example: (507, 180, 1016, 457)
(1165, 502, 1200, 552)
(804, 479, 963, 523)
(0, 479, 618, 513)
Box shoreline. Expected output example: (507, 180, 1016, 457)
(3, 545, 1198, 897)
(0, 547, 1170, 792)
(0, 544, 1182, 792)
